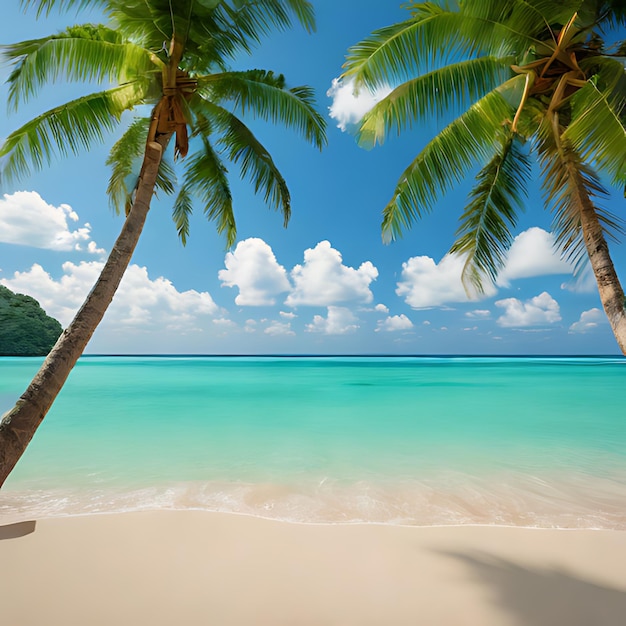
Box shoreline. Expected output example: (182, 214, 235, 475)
(2, 505, 625, 531)
(3, 472, 626, 530)
(2, 510, 626, 625)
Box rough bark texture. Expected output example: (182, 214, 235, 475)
(0, 141, 164, 488)
(578, 185, 626, 355)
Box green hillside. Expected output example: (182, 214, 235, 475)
(0, 285, 63, 356)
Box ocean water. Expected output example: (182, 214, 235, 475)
(1, 356, 625, 528)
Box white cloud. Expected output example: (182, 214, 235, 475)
(286, 241, 378, 307)
(327, 78, 392, 131)
(465, 309, 491, 319)
(1, 262, 219, 329)
(569, 308, 605, 334)
(396, 228, 581, 310)
(497, 227, 573, 286)
(244, 319, 257, 334)
(305, 306, 359, 335)
(376, 314, 413, 333)
(495, 292, 561, 327)
(396, 253, 496, 309)
(87, 240, 106, 256)
(264, 321, 295, 336)
(218, 238, 291, 306)
(279, 311, 296, 319)
(375, 303, 389, 313)
(0, 191, 104, 254)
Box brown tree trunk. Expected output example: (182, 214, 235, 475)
(579, 187, 626, 355)
(0, 141, 164, 488)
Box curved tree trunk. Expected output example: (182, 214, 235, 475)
(0, 140, 164, 488)
(579, 187, 626, 355)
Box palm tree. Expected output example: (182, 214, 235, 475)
(0, 0, 326, 487)
(342, 0, 626, 351)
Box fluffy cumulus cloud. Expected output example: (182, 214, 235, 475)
(305, 306, 359, 335)
(218, 238, 291, 306)
(569, 308, 605, 334)
(495, 292, 561, 328)
(0, 191, 104, 254)
(1, 262, 219, 329)
(286, 241, 378, 307)
(327, 78, 393, 131)
(396, 253, 496, 309)
(396, 228, 580, 310)
(376, 314, 413, 333)
(497, 227, 573, 286)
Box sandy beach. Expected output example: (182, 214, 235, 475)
(1, 511, 625, 625)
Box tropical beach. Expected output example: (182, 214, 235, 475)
(2, 356, 626, 624)
(1, 0, 626, 624)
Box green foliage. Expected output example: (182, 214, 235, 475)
(380, 89, 516, 242)
(3, 0, 327, 245)
(344, 0, 626, 292)
(0, 285, 63, 356)
(3, 25, 155, 110)
(451, 133, 531, 288)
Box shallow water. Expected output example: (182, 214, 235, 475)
(1, 356, 625, 528)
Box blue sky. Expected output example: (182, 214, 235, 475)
(1, 2, 625, 355)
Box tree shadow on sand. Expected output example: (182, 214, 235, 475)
(0, 520, 36, 540)
(437, 549, 626, 626)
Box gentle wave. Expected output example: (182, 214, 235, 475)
(3, 470, 626, 529)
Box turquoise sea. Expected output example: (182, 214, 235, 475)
(1, 356, 625, 528)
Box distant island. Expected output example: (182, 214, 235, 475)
(0, 285, 63, 356)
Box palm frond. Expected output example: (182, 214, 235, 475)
(18, 0, 106, 16)
(342, 10, 460, 90)
(106, 115, 178, 214)
(458, 0, 580, 39)
(0, 81, 147, 183)
(450, 133, 531, 290)
(3, 25, 156, 110)
(172, 185, 193, 245)
(189, 93, 295, 232)
(109, 0, 315, 72)
(588, 0, 626, 28)
(221, 0, 316, 40)
(199, 69, 326, 149)
(357, 56, 514, 147)
(217, 107, 290, 225)
(156, 157, 177, 196)
(106, 117, 148, 213)
(343, 1, 557, 91)
(180, 138, 236, 245)
(539, 130, 622, 269)
(381, 89, 516, 242)
(562, 76, 626, 190)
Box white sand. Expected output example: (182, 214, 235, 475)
(1, 511, 625, 625)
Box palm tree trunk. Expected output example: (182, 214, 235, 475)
(0, 140, 164, 488)
(579, 189, 626, 355)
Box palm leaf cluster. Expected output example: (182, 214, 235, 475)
(342, 0, 626, 291)
(1, 0, 327, 245)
